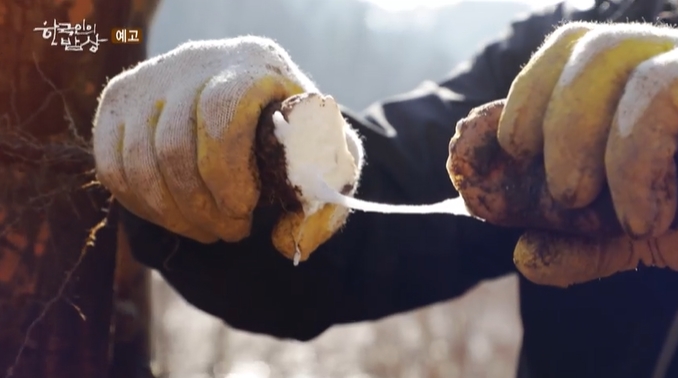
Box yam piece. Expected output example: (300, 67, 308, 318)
(255, 96, 350, 262)
(447, 99, 624, 237)
(449, 99, 678, 287)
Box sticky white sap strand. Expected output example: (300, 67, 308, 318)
(293, 248, 301, 266)
(306, 174, 471, 216)
(323, 191, 470, 215)
(290, 176, 470, 267)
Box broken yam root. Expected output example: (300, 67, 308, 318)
(255, 94, 355, 262)
(447, 100, 678, 287)
(447, 99, 624, 238)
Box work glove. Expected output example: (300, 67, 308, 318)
(448, 22, 678, 287)
(93, 37, 364, 262)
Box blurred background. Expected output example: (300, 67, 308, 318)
(146, 0, 563, 377)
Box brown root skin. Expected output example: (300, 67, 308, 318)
(255, 100, 303, 212)
(447, 99, 624, 238)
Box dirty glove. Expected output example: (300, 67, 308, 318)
(93, 37, 364, 261)
(449, 22, 678, 287)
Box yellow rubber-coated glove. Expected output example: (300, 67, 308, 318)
(499, 21, 678, 238)
(93, 37, 364, 262)
(450, 22, 678, 287)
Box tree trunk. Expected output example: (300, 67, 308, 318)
(0, 0, 157, 377)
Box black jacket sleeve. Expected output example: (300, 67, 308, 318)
(122, 3, 579, 341)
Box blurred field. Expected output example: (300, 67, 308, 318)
(149, 273, 522, 378)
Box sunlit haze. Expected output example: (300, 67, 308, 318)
(364, 0, 590, 12)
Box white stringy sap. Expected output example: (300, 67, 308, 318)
(318, 185, 469, 214)
(290, 175, 471, 266)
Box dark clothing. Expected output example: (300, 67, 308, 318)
(122, 2, 678, 377)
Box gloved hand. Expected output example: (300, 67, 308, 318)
(449, 21, 678, 287)
(93, 37, 364, 262)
